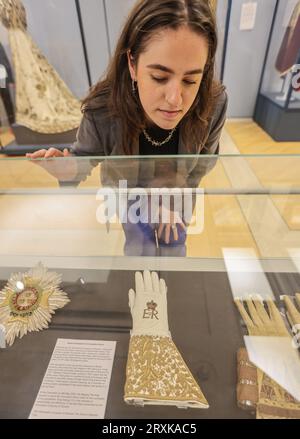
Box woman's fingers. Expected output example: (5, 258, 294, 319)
(164, 224, 170, 244)
(63, 148, 71, 156)
(157, 222, 164, 239)
(172, 224, 179, 241)
(26, 149, 47, 159)
(26, 148, 66, 159)
(44, 148, 64, 158)
(158, 223, 170, 243)
(158, 222, 183, 243)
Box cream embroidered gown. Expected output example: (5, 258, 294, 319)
(0, 0, 81, 134)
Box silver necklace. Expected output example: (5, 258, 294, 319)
(143, 126, 177, 147)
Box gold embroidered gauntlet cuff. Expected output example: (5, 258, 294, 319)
(125, 335, 208, 408)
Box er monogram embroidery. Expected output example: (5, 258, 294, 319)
(143, 300, 159, 320)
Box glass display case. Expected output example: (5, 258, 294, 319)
(0, 154, 300, 419)
(254, 0, 300, 141)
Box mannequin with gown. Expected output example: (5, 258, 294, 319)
(0, 0, 81, 135)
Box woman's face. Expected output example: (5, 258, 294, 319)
(128, 26, 209, 130)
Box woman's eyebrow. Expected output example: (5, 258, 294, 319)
(146, 64, 203, 75)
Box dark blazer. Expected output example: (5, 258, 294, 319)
(71, 89, 228, 157)
(62, 89, 228, 188)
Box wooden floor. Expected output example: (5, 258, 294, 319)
(225, 120, 300, 154)
(0, 127, 15, 148)
(218, 121, 300, 263)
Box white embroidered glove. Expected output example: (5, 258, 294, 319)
(128, 270, 171, 338)
(125, 271, 209, 409)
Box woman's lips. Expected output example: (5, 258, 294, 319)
(158, 109, 181, 119)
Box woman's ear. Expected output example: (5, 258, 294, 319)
(127, 50, 136, 81)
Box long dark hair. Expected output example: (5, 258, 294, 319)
(82, 0, 224, 154)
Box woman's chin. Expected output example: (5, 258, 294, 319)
(150, 117, 179, 131)
(145, 110, 183, 130)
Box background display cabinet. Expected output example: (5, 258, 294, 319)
(0, 154, 300, 419)
(254, 0, 300, 141)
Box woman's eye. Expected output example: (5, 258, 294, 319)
(183, 80, 197, 85)
(151, 76, 196, 86)
(151, 76, 167, 83)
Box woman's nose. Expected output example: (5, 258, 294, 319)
(165, 83, 183, 108)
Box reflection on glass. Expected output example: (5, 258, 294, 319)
(245, 336, 300, 401)
(223, 248, 275, 300)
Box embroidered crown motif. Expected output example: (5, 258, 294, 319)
(146, 300, 157, 311)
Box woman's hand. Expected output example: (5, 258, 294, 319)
(26, 147, 71, 159)
(157, 219, 186, 244)
(26, 147, 78, 181)
(157, 204, 186, 244)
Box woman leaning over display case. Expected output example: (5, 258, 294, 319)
(27, 0, 227, 159)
